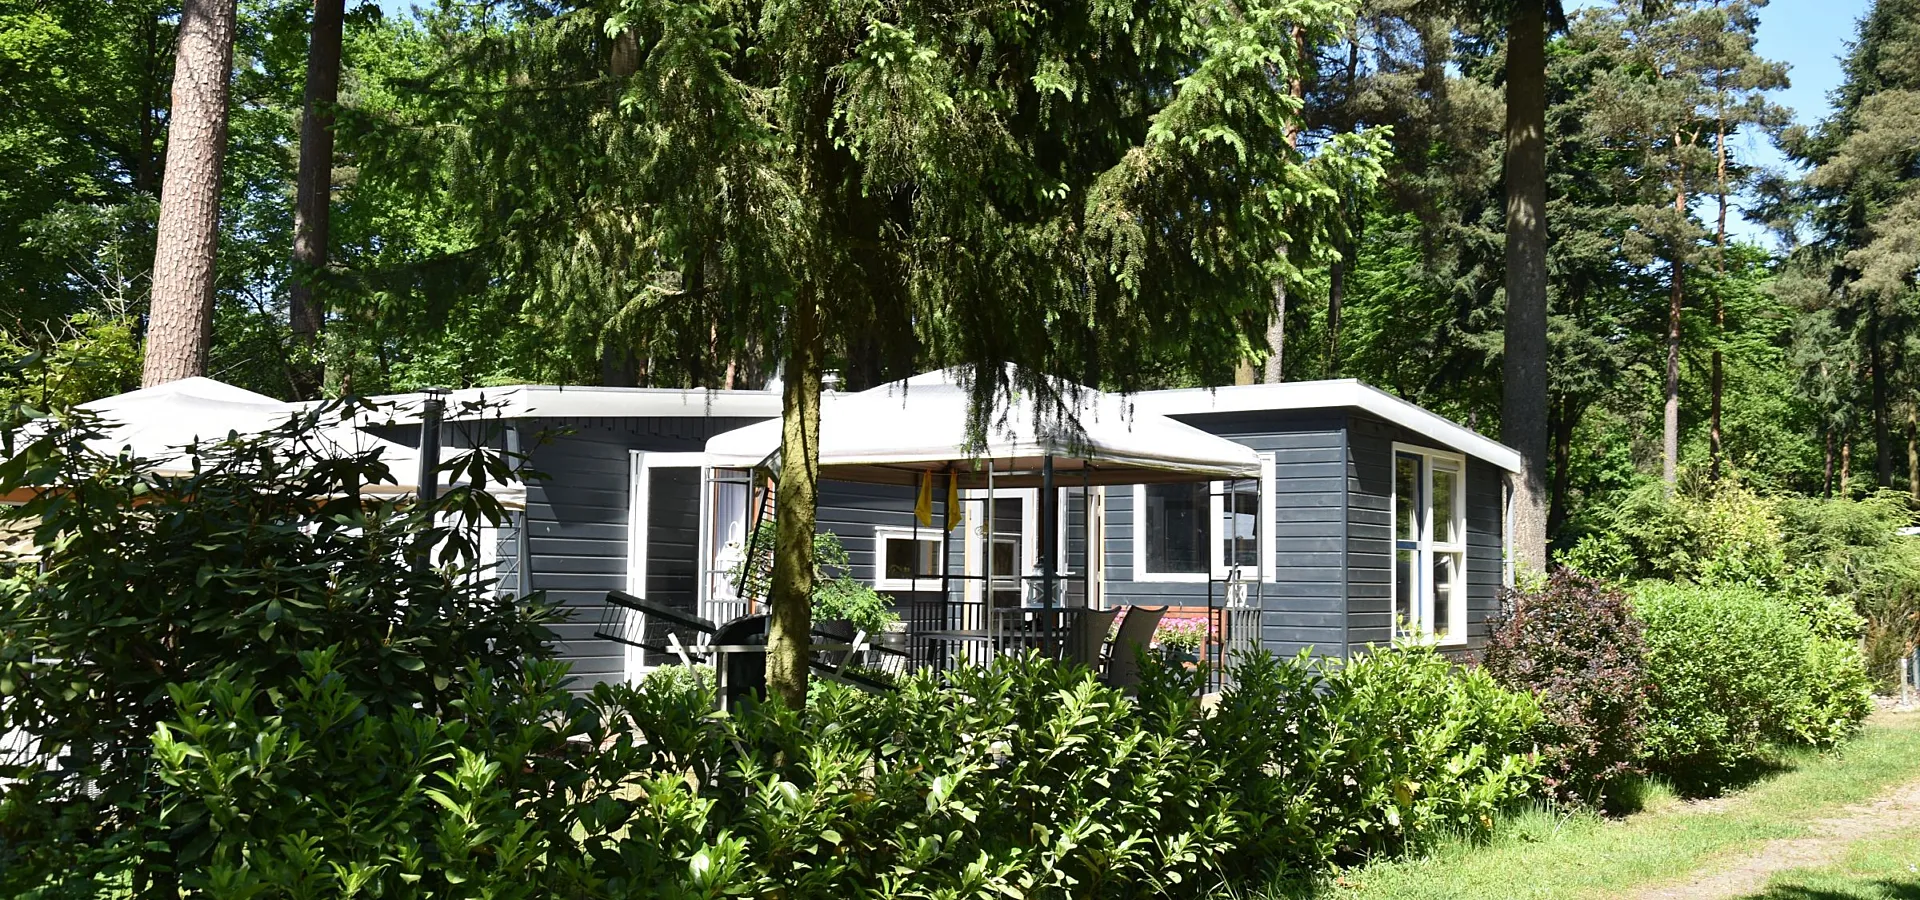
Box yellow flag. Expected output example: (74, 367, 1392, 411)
(946, 473, 961, 531)
(915, 471, 933, 527)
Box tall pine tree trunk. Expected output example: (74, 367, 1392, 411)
(1663, 182, 1687, 490)
(1327, 255, 1345, 377)
(1326, 25, 1361, 381)
(1870, 317, 1894, 486)
(1841, 430, 1852, 497)
(768, 292, 822, 708)
(289, 0, 345, 388)
(1824, 424, 1834, 498)
(1259, 25, 1308, 386)
(1908, 404, 1918, 501)
(1261, 279, 1286, 383)
(143, 0, 236, 387)
(1710, 116, 1728, 480)
(1501, 0, 1551, 571)
(1663, 255, 1684, 487)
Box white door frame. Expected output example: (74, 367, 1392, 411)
(625, 450, 709, 680)
(959, 486, 1102, 608)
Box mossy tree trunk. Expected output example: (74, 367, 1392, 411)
(768, 292, 821, 708)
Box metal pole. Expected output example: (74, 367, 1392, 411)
(1042, 454, 1056, 611)
(413, 387, 449, 576)
(417, 387, 448, 506)
(985, 459, 995, 660)
(1082, 473, 1093, 611)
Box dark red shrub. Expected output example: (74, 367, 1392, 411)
(1483, 569, 1650, 808)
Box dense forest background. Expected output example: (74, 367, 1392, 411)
(3, 0, 1919, 552)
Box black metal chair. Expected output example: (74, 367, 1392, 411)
(809, 618, 911, 692)
(594, 589, 720, 668)
(713, 614, 770, 707)
(597, 590, 908, 703)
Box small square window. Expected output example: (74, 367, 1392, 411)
(874, 527, 944, 592)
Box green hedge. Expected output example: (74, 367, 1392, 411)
(77, 647, 1541, 898)
(1484, 571, 1650, 808)
(1632, 582, 1872, 785)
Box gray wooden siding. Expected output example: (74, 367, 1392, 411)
(815, 480, 947, 609)
(1110, 411, 1353, 660)
(523, 415, 765, 690)
(1344, 414, 1507, 656)
(1464, 457, 1506, 645)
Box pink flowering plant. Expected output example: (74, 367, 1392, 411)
(1155, 617, 1209, 656)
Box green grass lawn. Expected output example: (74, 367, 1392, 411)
(1255, 710, 1920, 900)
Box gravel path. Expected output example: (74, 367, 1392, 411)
(1625, 775, 1920, 900)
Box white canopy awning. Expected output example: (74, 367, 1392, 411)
(80, 377, 300, 474)
(47, 377, 526, 508)
(704, 368, 1263, 487)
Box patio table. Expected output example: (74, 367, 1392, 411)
(991, 605, 1094, 655)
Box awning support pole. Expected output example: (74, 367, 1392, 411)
(1041, 453, 1056, 617)
(414, 387, 448, 574)
(417, 387, 448, 506)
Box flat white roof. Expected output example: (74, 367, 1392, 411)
(328, 384, 782, 425)
(1129, 379, 1522, 474)
(705, 366, 1262, 486)
(313, 377, 1518, 472)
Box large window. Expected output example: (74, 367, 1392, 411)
(1392, 446, 1466, 644)
(1130, 454, 1276, 582)
(873, 526, 944, 592)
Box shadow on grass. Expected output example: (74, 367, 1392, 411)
(1648, 754, 1801, 802)
(1734, 879, 1920, 900)
(1241, 875, 1326, 899)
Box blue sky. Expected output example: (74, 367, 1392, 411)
(1731, 0, 1870, 240)
(1739, 0, 1868, 171)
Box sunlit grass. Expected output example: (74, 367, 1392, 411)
(1252, 710, 1920, 900)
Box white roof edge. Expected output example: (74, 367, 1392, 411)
(1129, 379, 1523, 474)
(300, 384, 783, 424)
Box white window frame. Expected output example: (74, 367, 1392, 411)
(956, 485, 1105, 605)
(1129, 453, 1277, 583)
(475, 518, 500, 588)
(961, 488, 1041, 607)
(625, 451, 711, 680)
(1389, 443, 1468, 646)
(872, 526, 946, 592)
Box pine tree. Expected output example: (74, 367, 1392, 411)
(1699, 0, 1788, 480)
(1583, 0, 1729, 488)
(1500, 0, 1558, 569)
(289, 0, 346, 395)
(142, 0, 236, 386)
(1788, 0, 1920, 488)
(389, 0, 1383, 704)
(1418, 0, 1568, 570)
